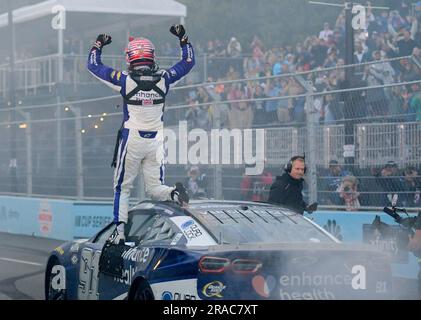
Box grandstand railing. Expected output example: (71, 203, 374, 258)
(0, 53, 246, 97)
(0, 56, 420, 210)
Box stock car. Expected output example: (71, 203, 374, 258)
(45, 200, 394, 300)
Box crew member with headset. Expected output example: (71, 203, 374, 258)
(268, 155, 318, 214)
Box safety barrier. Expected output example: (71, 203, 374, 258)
(0, 195, 417, 280)
(0, 195, 112, 240)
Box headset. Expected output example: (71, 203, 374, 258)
(284, 155, 307, 174)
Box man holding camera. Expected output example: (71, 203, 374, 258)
(268, 156, 317, 215)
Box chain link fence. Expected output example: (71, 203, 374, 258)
(1, 55, 420, 210)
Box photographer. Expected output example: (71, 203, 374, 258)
(379, 203, 421, 298)
(184, 166, 208, 199)
(268, 156, 317, 215)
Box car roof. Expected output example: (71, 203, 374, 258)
(130, 199, 296, 216)
(128, 200, 339, 244)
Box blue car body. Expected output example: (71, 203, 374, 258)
(45, 200, 394, 300)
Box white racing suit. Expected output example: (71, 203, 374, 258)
(87, 43, 195, 224)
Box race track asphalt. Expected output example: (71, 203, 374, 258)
(0, 232, 418, 300)
(0, 232, 64, 300)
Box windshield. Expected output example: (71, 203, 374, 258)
(191, 206, 335, 244)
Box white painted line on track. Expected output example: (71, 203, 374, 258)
(0, 257, 43, 267)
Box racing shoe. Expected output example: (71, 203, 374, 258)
(171, 182, 189, 206)
(108, 222, 126, 245)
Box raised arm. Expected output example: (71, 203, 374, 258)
(87, 34, 127, 92)
(164, 25, 195, 87)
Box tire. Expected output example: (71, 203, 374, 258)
(132, 280, 154, 300)
(45, 259, 67, 300)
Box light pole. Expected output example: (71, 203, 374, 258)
(344, 1, 355, 167)
(7, 0, 17, 193)
(64, 106, 84, 200)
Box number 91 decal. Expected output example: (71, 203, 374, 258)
(78, 248, 101, 300)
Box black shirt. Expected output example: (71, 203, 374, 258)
(268, 173, 307, 214)
(397, 38, 416, 57)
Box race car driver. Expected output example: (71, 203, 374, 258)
(87, 25, 194, 244)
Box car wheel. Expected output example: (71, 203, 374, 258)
(133, 280, 154, 300)
(45, 260, 67, 300)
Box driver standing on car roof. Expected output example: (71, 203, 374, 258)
(87, 25, 194, 244)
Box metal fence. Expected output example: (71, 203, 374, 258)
(1, 56, 420, 210)
(0, 54, 245, 97)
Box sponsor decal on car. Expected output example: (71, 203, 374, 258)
(202, 281, 226, 298)
(162, 291, 173, 300)
(121, 247, 151, 264)
(170, 216, 216, 246)
(151, 279, 199, 300)
(54, 246, 64, 255)
(170, 233, 183, 245)
(78, 248, 101, 300)
(71, 254, 78, 265)
(161, 291, 196, 300)
(183, 224, 203, 240)
(180, 220, 203, 239)
(251, 275, 276, 298)
(114, 265, 138, 286)
(252, 265, 369, 299)
(181, 220, 194, 230)
(70, 243, 80, 253)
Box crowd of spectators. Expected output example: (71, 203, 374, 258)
(173, 3, 421, 209)
(176, 1, 421, 129)
(4, 3, 421, 126)
(316, 160, 421, 210)
(3, 2, 421, 209)
(233, 160, 421, 210)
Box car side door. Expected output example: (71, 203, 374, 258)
(96, 212, 159, 300)
(76, 223, 116, 300)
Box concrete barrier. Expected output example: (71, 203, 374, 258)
(0, 195, 418, 279)
(0, 196, 112, 241)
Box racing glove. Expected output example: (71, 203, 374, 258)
(171, 182, 190, 206)
(170, 24, 189, 46)
(93, 34, 112, 50)
(108, 222, 125, 245)
(305, 202, 318, 214)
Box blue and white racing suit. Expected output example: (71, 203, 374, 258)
(87, 43, 195, 224)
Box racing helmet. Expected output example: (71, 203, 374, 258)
(125, 36, 155, 69)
